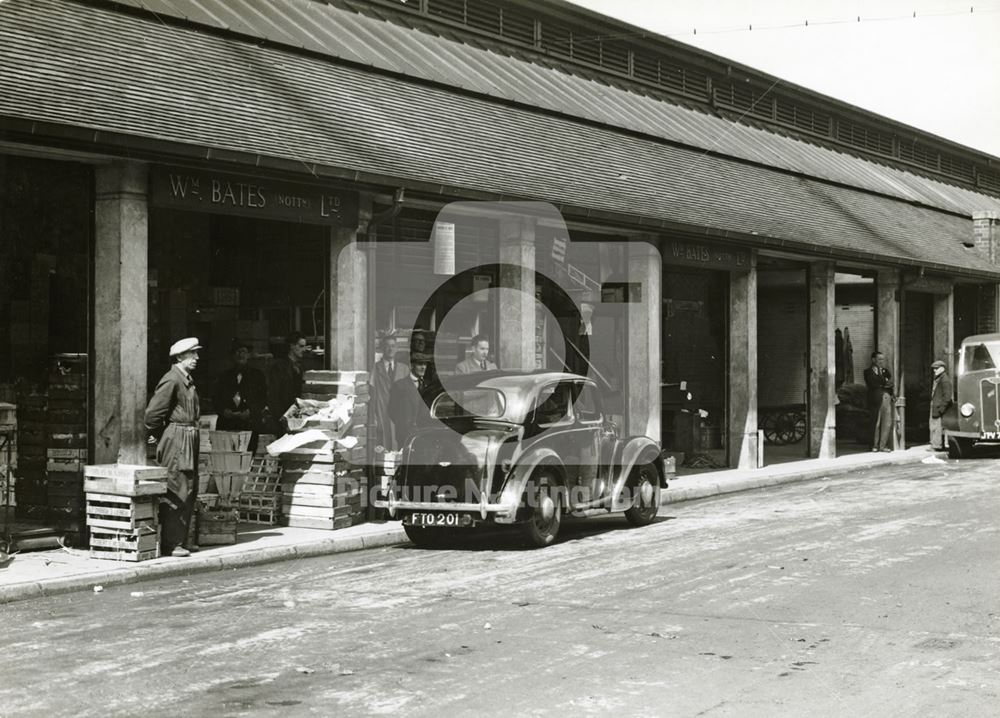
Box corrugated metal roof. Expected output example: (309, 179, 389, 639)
(0, 0, 996, 277)
(99, 0, 1000, 217)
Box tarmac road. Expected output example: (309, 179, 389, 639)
(1, 456, 998, 717)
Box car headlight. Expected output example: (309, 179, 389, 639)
(960, 403, 975, 417)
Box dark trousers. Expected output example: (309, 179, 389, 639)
(159, 469, 198, 552)
(870, 393, 894, 450)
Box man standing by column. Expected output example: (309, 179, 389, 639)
(371, 334, 409, 450)
(864, 350, 895, 452)
(388, 353, 431, 445)
(145, 337, 202, 557)
(928, 359, 953, 452)
(455, 334, 498, 374)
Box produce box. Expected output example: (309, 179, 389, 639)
(84, 464, 169, 497)
(198, 508, 238, 545)
(90, 525, 161, 562)
(85, 493, 159, 532)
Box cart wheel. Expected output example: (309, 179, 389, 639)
(760, 412, 779, 445)
(777, 411, 807, 445)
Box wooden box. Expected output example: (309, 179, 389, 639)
(85, 493, 159, 532)
(84, 464, 169, 497)
(198, 508, 238, 545)
(90, 525, 161, 562)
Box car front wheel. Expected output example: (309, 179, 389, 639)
(624, 463, 660, 527)
(520, 472, 561, 548)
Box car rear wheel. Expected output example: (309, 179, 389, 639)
(520, 472, 561, 548)
(624, 463, 660, 527)
(947, 436, 974, 460)
(403, 524, 456, 548)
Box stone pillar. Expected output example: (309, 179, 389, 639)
(498, 216, 536, 370)
(728, 255, 758, 469)
(973, 212, 1000, 333)
(93, 161, 148, 465)
(626, 243, 661, 441)
(932, 289, 955, 374)
(876, 269, 902, 450)
(330, 195, 372, 372)
(808, 262, 836, 458)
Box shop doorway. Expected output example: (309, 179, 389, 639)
(757, 263, 809, 465)
(148, 210, 329, 419)
(1, 154, 92, 545)
(660, 268, 728, 474)
(901, 291, 934, 445)
(834, 272, 876, 455)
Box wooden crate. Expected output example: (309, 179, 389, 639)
(85, 493, 158, 532)
(198, 509, 238, 545)
(90, 525, 161, 562)
(84, 464, 169, 497)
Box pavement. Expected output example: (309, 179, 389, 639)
(0, 445, 937, 604)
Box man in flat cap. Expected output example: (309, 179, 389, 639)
(145, 337, 202, 557)
(388, 353, 432, 445)
(929, 359, 953, 452)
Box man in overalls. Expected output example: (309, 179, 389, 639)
(145, 337, 202, 557)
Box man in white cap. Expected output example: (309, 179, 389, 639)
(928, 359, 953, 452)
(145, 337, 202, 557)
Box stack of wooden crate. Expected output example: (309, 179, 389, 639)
(14, 391, 47, 520)
(83, 464, 168, 561)
(277, 370, 370, 530)
(47, 355, 88, 540)
(207, 430, 252, 504)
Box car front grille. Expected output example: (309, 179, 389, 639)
(981, 377, 1000, 431)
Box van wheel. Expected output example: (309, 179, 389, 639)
(947, 437, 973, 459)
(624, 463, 660, 527)
(520, 472, 561, 548)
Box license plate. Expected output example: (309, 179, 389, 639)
(404, 512, 474, 527)
(979, 431, 1000, 441)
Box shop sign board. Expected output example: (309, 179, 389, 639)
(663, 239, 750, 271)
(151, 167, 358, 227)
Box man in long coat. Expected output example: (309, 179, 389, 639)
(928, 359, 953, 451)
(371, 335, 409, 450)
(145, 337, 202, 557)
(864, 350, 895, 452)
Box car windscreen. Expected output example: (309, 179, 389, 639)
(963, 341, 1000, 373)
(430, 389, 506, 419)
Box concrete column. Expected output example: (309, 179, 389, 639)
(93, 161, 148, 465)
(932, 289, 955, 374)
(330, 195, 372, 372)
(728, 255, 758, 469)
(626, 243, 661, 441)
(808, 262, 836, 459)
(876, 269, 902, 450)
(498, 217, 536, 370)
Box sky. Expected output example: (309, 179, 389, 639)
(568, 0, 1000, 157)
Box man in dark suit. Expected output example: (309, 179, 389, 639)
(388, 353, 432, 445)
(214, 340, 267, 435)
(929, 359, 953, 451)
(455, 334, 498, 374)
(864, 350, 895, 452)
(371, 334, 410, 450)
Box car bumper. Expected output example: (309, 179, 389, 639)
(372, 492, 518, 524)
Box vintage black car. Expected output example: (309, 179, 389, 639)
(373, 371, 667, 548)
(944, 333, 1000, 458)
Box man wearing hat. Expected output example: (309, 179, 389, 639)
(145, 337, 202, 557)
(388, 353, 432, 445)
(214, 339, 267, 439)
(929, 359, 953, 451)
